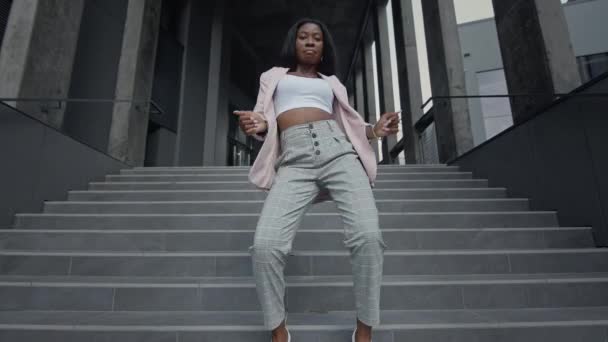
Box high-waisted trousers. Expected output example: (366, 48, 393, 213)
(248, 119, 388, 330)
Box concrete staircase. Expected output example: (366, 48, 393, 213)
(1, 164, 608, 341)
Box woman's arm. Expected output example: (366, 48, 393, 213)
(365, 122, 382, 141)
(364, 114, 401, 141)
(233, 77, 269, 141)
(250, 73, 270, 141)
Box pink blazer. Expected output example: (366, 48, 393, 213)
(247, 67, 378, 204)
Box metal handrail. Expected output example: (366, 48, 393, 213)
(387, 135, 407, 160)
(0, 97, 164, 115)
(228, 136, 253, 153)
(420, 92, 608, 110)
(385, 91, 608, 163)
(417, 92, 608, 132)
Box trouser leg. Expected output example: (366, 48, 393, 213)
(319, 152, 387, 327)
(249, 166, 320, 330)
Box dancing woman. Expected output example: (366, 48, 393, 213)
(234, 18, 400, 342)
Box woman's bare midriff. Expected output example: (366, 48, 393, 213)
(276, 107, 334, 132)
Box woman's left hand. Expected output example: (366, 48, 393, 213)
(374, 111, 401, 137)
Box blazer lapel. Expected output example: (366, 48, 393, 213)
(262, 67, 289, 116)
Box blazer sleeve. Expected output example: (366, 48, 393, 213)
(251, 72, 270, 142)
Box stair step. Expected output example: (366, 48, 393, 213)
(67, 188, 508, 201)
(43, 199, 530, 214)
(0, 228, 593, 251)
(126, 164, 453, 171)
(106, 172, 473, 182)
(1, 249, 607, 276)
(5, 163, 606, 342)
(13, 212, 558, 229)
(0, 307, 606, 341)
(0, 273, 607, 312)
(88, 179, 490, 190)
(120, 165, 460, 175)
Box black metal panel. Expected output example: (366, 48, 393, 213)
(0, 103, 127, 227)
(452, 76, 608, 246)
(580, 95, 608, 245)
(527, 98, 603, 234)
(0, 103, 45, 228)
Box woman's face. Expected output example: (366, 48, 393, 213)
(295, 22, 324, 66)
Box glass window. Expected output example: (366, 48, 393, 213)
(577, 52, 608, 83)
(419, 121, 439, 164)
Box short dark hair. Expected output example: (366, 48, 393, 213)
(279, 18, 337, 76)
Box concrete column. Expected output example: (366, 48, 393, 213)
(492, 0, 581, 124)
(174, 0, 213, 166)
(391, 0, 423, 164)
(107, 0, 162, 166)
(0, 0, 84, 128)
(355, 68, 366, 115)
(202, 0, 229, 166)
(213, 6, 232, 167)
(63, 0, 129, 152)
(363, 41, 381, 159)
(421, 0, 474, 162)
(374, 2, 399, 161)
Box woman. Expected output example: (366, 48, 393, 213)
(234, 18, 400, 342)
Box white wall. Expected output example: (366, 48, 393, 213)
(459, 18, 503, 73)
(564, 0, 608, 56)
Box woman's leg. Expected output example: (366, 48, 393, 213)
(249, 165, 320, 331)
(318, 152, 387, 333)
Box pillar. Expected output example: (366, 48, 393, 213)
(492, 0, 581, 123)
(363, 41, 381, 159)
(174, 0, 213, 166)
(212, 4, 232, 167)
(355, 68, 366, 115)
(0, 0, 84, 128)
(202, 0, 230, 166)
(63, 1, 129, 152)
(391, 0, 423, 164)
(107, 0, 162, 166)
(374, 1, 399, 162)
(421, 0, 474, 162)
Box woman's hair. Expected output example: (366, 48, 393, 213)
(279, 18, 337, 76)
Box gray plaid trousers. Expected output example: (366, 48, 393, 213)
(248, 119, 388, 330)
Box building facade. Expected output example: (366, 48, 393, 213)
(0, 0, 598, 167)
(459, 0, 608, 144)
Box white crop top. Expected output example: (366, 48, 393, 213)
(273, 74, 334, 116)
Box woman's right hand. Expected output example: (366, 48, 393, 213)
(233, 110, 268, 136)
